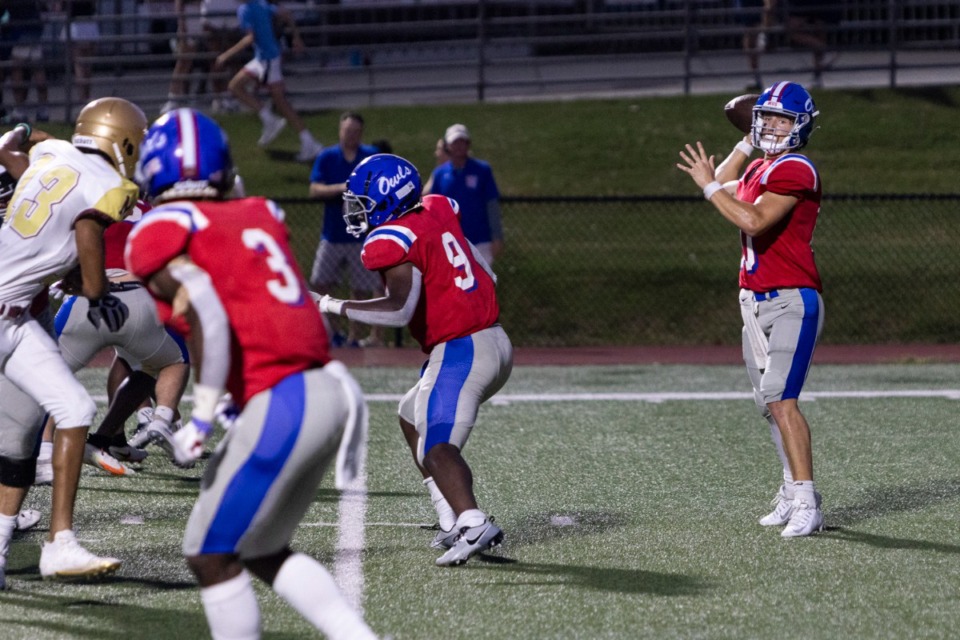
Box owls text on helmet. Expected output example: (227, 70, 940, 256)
(342, 154, 422, 237)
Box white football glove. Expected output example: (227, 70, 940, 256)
(215, 393, 240, 430)
(318, 294, 344, 315)
(172, 418, 213, 465)
(49, 280, 67, 301)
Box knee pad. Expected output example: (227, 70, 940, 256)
(0, 454, 36, 488)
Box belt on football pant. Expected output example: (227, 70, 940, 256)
(752, 290, 780, 302)
(109, 281, 142, 292)
(0, 303, 25, 320)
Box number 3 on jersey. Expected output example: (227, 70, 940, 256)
(241, 228, 302, 303)
(442, 231, 477, 291)
(6, 159, 80, 238)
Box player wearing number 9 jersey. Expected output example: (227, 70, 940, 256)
(126, 108, 377, 640)
(319, 153, 513, 567)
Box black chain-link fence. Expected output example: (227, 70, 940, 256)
(278, 195, 960, 347)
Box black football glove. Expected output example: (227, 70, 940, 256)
(87, 294, 129, 332)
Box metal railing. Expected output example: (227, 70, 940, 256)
(3, 1, 960, 120)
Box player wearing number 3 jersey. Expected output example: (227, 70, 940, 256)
(126, 109, 376, 640)
(677, 81, 825, 538)
(320, 153, 513, 566)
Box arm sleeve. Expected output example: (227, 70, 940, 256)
(344, 267, 421, 327)
(167, 261, 230, 399)
(469, 240, 497, 285)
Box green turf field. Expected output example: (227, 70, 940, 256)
(5, 364, 960, 639)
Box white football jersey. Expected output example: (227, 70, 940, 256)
(0, 140, 138, 305)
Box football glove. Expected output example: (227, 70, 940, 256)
(87, 294, 129, 332)
(318, 294, 344, 315)
(172, 418, 213, 465)
(215, 393, 240, 430)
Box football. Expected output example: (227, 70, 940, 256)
(724, 93, 759, 133)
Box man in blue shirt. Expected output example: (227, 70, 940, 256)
(308, 111, 382, 346)
(214, 0, 323, 162)
(426, 123, 503, 265)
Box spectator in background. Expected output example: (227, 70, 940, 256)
(58, 0, 99, 104)
(426, 123, 503, 265)
(201, 0, 242, 113)
(214, 0, 323, 162)
(422, 136, 449, 194)
(784, 0, 840, 88)
(6, 0, 49, 122)
(161, 0, 204, 115)
(308, 111, 382, 347)
(735, 0, 773, 91)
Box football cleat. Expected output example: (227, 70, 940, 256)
(14, 509, 41, 532)
(296, 138, 324, 163)
(108, 444, 148, 463)
(40, 530, 121, 580)
(435, 518, 504, 567)
(141, 421, 196, 469)
(781, 499, 825, 538)
(430, 526, 459, 550)
(760, 485, 822, 527)
(257, 114, 286, 147)
(83, 444, 136, 476)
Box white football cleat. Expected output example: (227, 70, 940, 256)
(436, 518, 503, 566)
(40, 530, 121, 580)
(14, 509, 41, 532)
(760, 485, 822, 527)
(258, 115, 287, 147)
(83, 444, 136, 477)
(781, 499, 825, 538)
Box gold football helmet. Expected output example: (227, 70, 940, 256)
(72, 98, 148, 179)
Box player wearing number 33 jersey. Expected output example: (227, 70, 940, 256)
(319, 153, 513, 567)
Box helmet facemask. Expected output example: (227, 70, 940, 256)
(343, 192, 377, 238)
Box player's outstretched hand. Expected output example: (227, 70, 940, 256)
(87, 294, 129, 332)
(676, 141, 717, 189)
(173, 418, 212, 466)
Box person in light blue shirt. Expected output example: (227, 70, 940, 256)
(308, 111, 383, 346)
(426, 123, 503, 265)
(213, 0, 323, 162)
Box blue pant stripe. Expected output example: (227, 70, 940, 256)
(200, 372, 306, 554)
(423, 336, 474, 454)
(783, 289, 820, 400)
(53, 297, 77, 337)
(167, 328, 190, 363)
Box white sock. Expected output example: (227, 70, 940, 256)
(455, 508, 486, 529)
(0, 513, 16, 565)
(298, 130, 315, 146)
(200, 570, 260, 640)
(153, 405, 175, 427)
(38, 441, 53, 462)
(273, 553, 377, 640)
(259, 106, 273, 122)
(423, 477, 456, 531)
(793, 480, 817, 505)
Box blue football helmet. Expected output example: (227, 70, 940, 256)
(343, 154, 422, 237)
(751, 81, 819, 154)
(138, 108, 235, 203)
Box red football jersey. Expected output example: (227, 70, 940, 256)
(104, 201, 149, 271)
(360, 194, 500, 352)
(736, 153, 823, 293)
(125, 197, 329, 405)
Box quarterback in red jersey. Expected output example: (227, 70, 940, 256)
(677, 81, 825, 538)
(319, 153, 513, 566)
(127, 109, 376, 640)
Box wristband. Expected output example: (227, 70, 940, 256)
(735, 140, 754, 156)
(320, 295, 344, 316)
(703, 181, 724, 200)
(191, 383, 223, 424)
